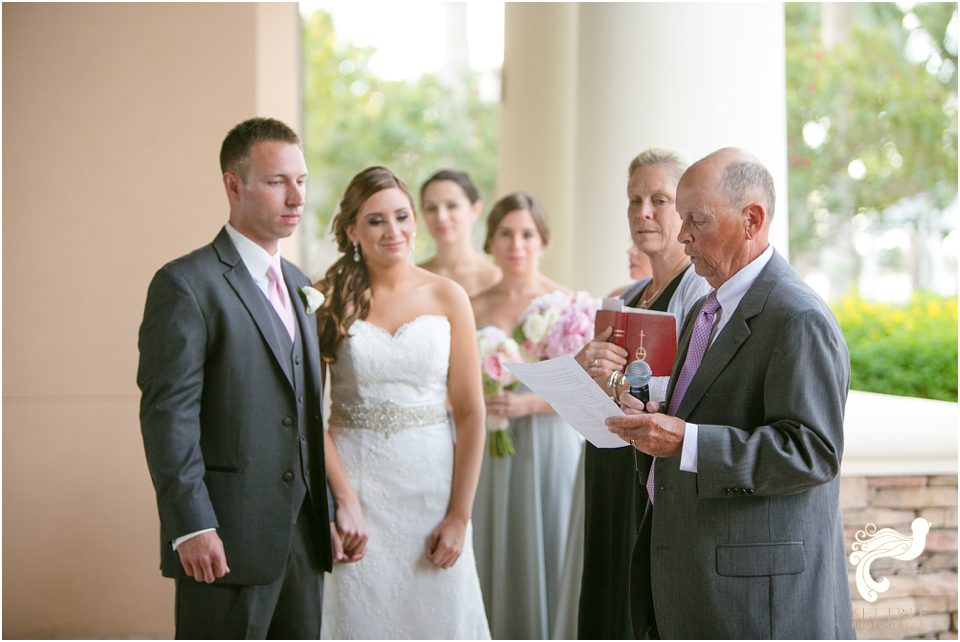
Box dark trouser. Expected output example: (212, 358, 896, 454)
(630, 503, 660, 640)
(175, 501, 324, 639)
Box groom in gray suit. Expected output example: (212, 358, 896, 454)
(138, 118, 333, 638)
(607, 147, 855, 639)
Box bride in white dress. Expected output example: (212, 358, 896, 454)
(314, 166, 490, 640)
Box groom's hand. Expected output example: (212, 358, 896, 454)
(177, 531, 230, 583)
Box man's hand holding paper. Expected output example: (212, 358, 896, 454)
(604, 393, 686, 458)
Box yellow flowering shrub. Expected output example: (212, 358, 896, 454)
(832, 293, 958, 401)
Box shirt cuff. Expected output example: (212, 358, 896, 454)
(680, 423, 699, 473)
(172, 528, 216, 551)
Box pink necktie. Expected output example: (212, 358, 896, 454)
(648, 290, 721, 503)
(267, 264, 296, 342)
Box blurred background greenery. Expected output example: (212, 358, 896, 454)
(836, 293, 957, 401)
(301, 7, 499, 263)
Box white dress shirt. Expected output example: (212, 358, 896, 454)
(679, 245, 774, 473)
(224, 222, 286, 297)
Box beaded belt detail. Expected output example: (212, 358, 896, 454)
(330, 400, 448, 437)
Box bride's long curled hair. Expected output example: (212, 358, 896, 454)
(316, 166, 416, 362)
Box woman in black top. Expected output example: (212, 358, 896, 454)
(574, 148, 709, 639)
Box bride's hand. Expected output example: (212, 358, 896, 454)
(329, 522, 346, 563)
(335, 498, 368, 562)
(426, 514, 468, 569)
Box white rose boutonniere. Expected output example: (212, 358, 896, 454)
(299, 286, 325, 314)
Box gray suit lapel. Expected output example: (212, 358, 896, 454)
(213, 229, 294, 388)
(672, 251, 789, 419)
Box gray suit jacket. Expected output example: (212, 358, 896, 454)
(643, 251, 855, 638)
(138, 228, 332, 585)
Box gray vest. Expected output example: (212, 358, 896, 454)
(265, 303, 311, 522)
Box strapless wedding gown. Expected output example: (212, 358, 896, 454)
(321, 315, 491, 640)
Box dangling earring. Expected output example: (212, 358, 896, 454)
(353, 241, 360, 263)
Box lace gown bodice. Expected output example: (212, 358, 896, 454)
(321, 315, 490, 640)
(329, 316, 449, 408)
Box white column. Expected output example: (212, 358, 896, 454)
(499, 3, 788, 295)
(496, 3, 578, 284)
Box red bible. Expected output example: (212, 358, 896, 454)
(594, 303, 677, 376)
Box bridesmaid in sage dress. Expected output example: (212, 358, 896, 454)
(573, 149, 709, 639)
(418, 169, 501, 297)
(470, 192, 584, 640)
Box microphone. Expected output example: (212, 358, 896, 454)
(624, 359, 652, 403)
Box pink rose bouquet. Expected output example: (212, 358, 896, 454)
(514, 290, 601, 360)
(544, 291, 601, 358)
(477, 326, 523, 457)
(513, 290, 572, 360)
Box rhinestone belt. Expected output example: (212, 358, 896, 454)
(329, 400, 448, 437)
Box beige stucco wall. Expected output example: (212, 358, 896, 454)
(2, 3, 301, 637)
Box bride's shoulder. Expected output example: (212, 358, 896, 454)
(409, 266, 472, 317)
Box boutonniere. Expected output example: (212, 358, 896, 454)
(299, 286, 325, 315)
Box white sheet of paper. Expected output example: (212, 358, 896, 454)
(506, 355, 629, 448)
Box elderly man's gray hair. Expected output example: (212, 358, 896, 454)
(718, 161, 776, 219)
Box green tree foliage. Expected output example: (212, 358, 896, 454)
(834, 293, 958, 401)
(301, 10, 499, 260)
(785, 3, 958, 275)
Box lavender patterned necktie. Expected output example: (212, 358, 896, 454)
(647, 290, 721, 503)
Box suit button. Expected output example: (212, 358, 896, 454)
(747, 489, 755, 495)
(298, 395, 304, 404)
(282, 471, 294, 482)
(282, 417, 293, 427)
(300, 435, 306, 443)
(295, 356, 301, 366)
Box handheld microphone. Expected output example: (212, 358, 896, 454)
(624, 359, 652, 403)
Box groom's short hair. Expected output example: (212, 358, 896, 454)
(220, 117, 301, 180)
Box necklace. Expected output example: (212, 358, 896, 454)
(638, 282, 667, 309)
(638, 264, 687, 309)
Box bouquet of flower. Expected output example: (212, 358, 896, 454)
(477, 326, 524, 457)
(514, 290, 601, 360)
(513, 290, 571, 360)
